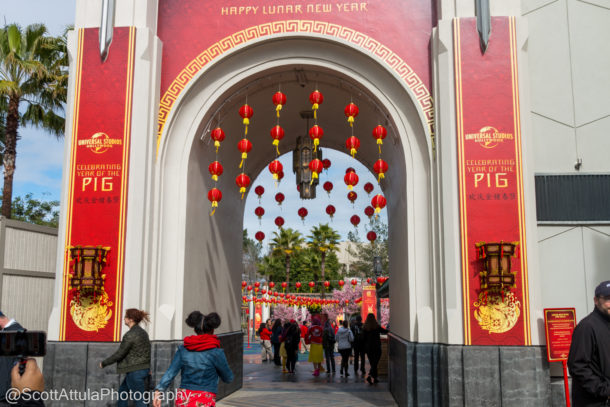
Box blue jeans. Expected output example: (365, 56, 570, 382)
(117, 368, 150, 407)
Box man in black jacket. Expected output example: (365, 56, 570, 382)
(568, 280, 610, 406)
(0, 311, 25, 406)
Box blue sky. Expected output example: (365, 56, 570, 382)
(1, 2, 388, 242)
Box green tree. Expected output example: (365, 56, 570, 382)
(243, 229, 262, 282)
(0, 24, 67, 218)
(307, 223, 340, 297)
(268, 227, 304, 286)
(347, 218, 389, 278)
(10, 193, 59, 227)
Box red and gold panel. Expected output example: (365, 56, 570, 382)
(454, 17, 531, 345)
(59, 27, 136, 341)
(361, 285, 377, 321)
(157, 0, 435, 153)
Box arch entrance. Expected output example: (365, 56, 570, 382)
(153, 36, 441, 350)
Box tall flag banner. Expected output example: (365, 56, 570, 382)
(454, 17, 531, 345)
(59, 27, 136, 341)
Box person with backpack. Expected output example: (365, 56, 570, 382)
(350, 315, 366, 375)
(284, 320, 301, 374)
(322, 319, 336, 374)
(336, 320, 354, 377)
(270, 319, 283, 366)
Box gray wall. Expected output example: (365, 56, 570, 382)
(0, 218, 57, 331)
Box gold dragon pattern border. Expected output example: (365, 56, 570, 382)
(156, 20, 435, 154)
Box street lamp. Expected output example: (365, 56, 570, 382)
(373, 256, 383, 315)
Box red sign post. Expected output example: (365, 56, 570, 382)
(544, 308, 576, 407)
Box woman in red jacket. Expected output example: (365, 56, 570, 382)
(258, 320, 273, 362)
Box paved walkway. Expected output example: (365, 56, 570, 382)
(217, 343, 397, 407)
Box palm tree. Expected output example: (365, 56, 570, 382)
(0, 24, 67, 217)
(269, 228, 304, 286)
(307, 223, 340, 298)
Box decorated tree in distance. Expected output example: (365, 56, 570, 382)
(331, 285, 362, 316)
(269, 227, 304, 286)
(379, 300, 390, 327)
(243, 229, 262, 281)
(320, 304, 342, 322)
(307, 223, 340, 298)
(272, 304, 309, 323)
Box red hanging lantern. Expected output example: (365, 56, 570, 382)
(268, 160, 283, 181)
(261, 289, 267, 295)
(208, 161, 223, 181)
(239, 104, 254, 135)
(275, 193, 285, 207)
(309, 90, 324, 119)
(254, 206, 265, 220)
(322, 159, 331, 172)
(235, 173, 251, 199)
(255, 231, 265, 242)
(344, 170, 359, 191)
(373, 159, 389, 182)
(281, 282, 287, 292)
(308, 159, 323, 184)
(308, 125, 324, 152)
(377, 276, 385, 285)
(295, 282, 302, 292)
(254, 282, 261, 289)
(277, 171, 284, 181)
(347, 191, 357, 205)
(366, 277, 372, 284)
(272, 91, 287, 117)
(308, 281, 315, 292)
(367, 231, 377, 242)
(241, 281, 247, 290)
(207, 188, 222, 215)
(351, 279, 358, 286)
(269, 282, 276, 289)
(324, 281, 330, 290)
(323, 181, 333, 197)
(345, 136, 360, 158)
(371, 194, 387, 215)
(344, 102, 359, 127)
(270, 125, 284, 155)
(350, 215, 360, 227)
(364, 182, 374, 196)
(274, 216, 284, 228)
(237, 138, 252, 168)
(372, 125, 387, 154)
(298, 207, 308, 222)
(255, 186, 264, 203)
(338, 280, 345, 289)
(210, 127, 225, 153)
(364, 205, 375, 219)
(326, 205, 336, 219)
(247, 285, 253, 291)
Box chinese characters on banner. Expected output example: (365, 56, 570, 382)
(454, 17, 531, 345)
(361, 285, 377, 320)
(59, 27, 136, 341)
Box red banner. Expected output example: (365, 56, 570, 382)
(59, 27, 136, 341)
(361, 285, 377, 320)
(454, 17, 531, 345)
(156, 0, 435, 151)
(544, 308, 576, 362)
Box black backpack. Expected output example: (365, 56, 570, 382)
(352, 323, 363, 345)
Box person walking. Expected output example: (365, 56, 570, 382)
(154, 311, 233, 407)
(351, 315, 366, 375)
(100, 309, 151, 407)
(279, 321, 291, 373)
(299, 320, 310, 354)
(322, 319, 336, 374)
(270, 319, 283, 366)
(0, 311, 24, 406)
(258, 320, 273, 362)
(567, 280, 610, 406)
(362, 313, 388, 385)
(306, 316, 324, 376)
(284, 320, 301, 374)
(336, 320, 354, 377)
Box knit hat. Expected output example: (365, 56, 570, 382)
(594, 280, 610, 297)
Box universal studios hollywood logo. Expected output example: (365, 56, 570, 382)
(465, 126, 513, 149)
(78, 132, 122, 154)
